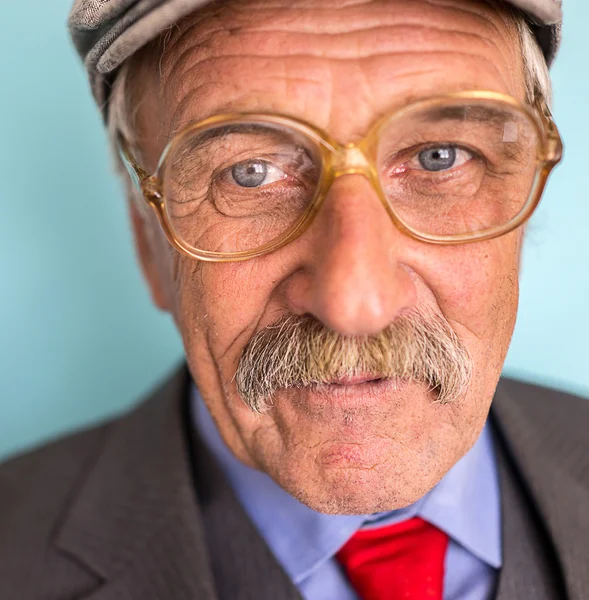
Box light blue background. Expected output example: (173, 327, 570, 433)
(0, 1, 587, 461)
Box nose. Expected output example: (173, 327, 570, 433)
(285, 175, 417, 336)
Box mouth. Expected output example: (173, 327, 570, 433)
(323, 374, 389, 386)
(280, 376, 420, 420)
(305, 375, 410, 401)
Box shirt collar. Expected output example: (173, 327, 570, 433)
(418, 420, 502, 569)
(191, 386, 502, 583)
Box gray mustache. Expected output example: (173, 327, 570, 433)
(235, 310, 472, 413)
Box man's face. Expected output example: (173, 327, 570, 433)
(132, 0, 525, 513)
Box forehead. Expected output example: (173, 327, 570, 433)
(150, 0, 524, 143)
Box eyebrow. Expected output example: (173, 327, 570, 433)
(192, 123, 271, 141)
(169, 122, 316, 181)
(174, 123, 295, 155)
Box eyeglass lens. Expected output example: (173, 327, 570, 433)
(164, 122, 322, 253)
(376, 99, 540, 237)
(162, 99, 541, 253)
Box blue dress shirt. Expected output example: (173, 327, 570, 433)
(192, 388, 502, 600)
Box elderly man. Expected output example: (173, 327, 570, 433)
(1, 0, 588, 598)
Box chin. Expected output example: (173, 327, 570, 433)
(259, 433, 447, 515)
(282, 463, 438, 515)
(244, 382, 479, 515)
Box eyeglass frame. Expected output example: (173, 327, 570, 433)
(117, 90, 563, 263)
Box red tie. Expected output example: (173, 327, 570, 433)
(336, 517, 449, 600)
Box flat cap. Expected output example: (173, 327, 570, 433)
(68, 0, 563, 121)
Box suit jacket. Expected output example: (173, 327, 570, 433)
(1, 365, 588, 600)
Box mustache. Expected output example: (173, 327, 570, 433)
(234, 309, 472, 413)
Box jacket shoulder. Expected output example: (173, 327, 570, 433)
(0, 418, 113, 510)
(0, 419, 117, 598)
(496, 377, 589, 474)
(498, 377, 589, 428)
(0, 365, 189, 599)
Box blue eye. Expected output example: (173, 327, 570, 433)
(418, 146, 457, 172)
(231, 160, 268, 187)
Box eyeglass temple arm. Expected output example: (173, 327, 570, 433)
(116, 132, 151, 191)
(535, 97, 563, 162)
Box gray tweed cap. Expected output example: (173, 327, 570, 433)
(68, 0, 563, 122)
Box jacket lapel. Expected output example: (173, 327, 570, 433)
(493, 424, 565, 600)
(55, 366, 218, 600)
(491, 379, 589, 600)
(190, 431, 303, 600)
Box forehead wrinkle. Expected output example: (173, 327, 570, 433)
(168, 70, 336, 143)
(162, 62, 330, 130)
(166, 51, 328, 130)
(166, 43, 514, 135)
(423, 0, 520, 70)
(158, 0, 518, 78)
(166, 77, 511, 152)
(362, 47, 516, 94)
(165, 21, 512, 68)
(163, 27, 523, 119)
(158, 5, 231, 75)
(164, 24, 515, 109)
(327, 53, 513, 140)
(194, 0, 510, 39)
(424, 0, 509, 38)
(153, 0, 523, 147)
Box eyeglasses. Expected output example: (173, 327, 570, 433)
(118, 90, 563, 263)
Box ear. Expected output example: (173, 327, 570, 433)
(128, 198, 171, 312)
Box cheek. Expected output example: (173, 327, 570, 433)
(410, 233, 522, 395)
(418, 235, 519, 327)
(171, 254, 284, 367)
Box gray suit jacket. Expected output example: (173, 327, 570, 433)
(1, 366, 588, 600)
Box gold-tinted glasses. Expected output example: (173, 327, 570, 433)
(118, 90, 563, 263)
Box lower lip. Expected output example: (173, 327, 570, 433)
(305, 377, 410, 402)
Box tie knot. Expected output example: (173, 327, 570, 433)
(336, 517, 449, 600)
